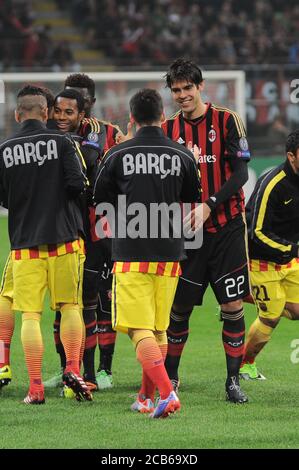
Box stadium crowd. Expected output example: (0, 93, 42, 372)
(0, 0, 77, 70)
(1, 0, 299, 69)
(67, 0, 299, 66)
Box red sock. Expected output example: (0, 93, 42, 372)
(139, 341, 168, 401)
(136, 337, 172, 400)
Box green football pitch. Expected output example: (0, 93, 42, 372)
(1, 216, 299, 449)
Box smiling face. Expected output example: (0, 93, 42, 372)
(64, 86, 95, 118)
(53, 97, 84, 132)
(170, 80, 205, 119)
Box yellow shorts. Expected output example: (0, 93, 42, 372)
(112, 272, 178, 334)
(250, 259, 299, 319)
(12, 251, 85, 312)
(0, 253, 13, 301)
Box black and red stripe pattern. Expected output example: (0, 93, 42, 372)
(162, 104, 249, 233)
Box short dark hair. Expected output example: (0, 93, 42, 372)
(40, 86, 55, 109)
(54, 89, 85, 113)
(17, 84, 46, 99)
(286, 129, 299, 154)
(64, 73, 95, 98)
(17, 84, 54, 109)
(129, 89, 163, 125)
(165, 58, 203, 88)
(16, 85, 47, 115)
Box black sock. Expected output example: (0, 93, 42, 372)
(221, 309, 245, 378)
(82, 309, 97, 382)
(97, 309, 116, 374)
(54, 311, 66, 370)
(165, 309, 192, 381)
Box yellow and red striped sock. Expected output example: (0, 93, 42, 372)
(139, 331, 168, 401)
(21, 312, 44, 393)
(242, 317, 273, 364)
(0, 296, 15, 367)
(79, 309, 85, 369)
(155, 331, 168, 362)
(135, 336, 172, 400)
(60, 304, 82, 376)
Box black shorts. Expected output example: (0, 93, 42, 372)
(175, 215, 250, 306)
(83, 238, 113, 309)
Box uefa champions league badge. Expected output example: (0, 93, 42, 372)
(208, 128, 216, 142)
(239, 137, 249, 151)
(87, 132, 99, 142)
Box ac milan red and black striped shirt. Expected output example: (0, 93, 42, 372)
(162, 103, 250, 232)
(78, 117, 121, 156)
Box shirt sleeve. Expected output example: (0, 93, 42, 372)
(62, 135, 87, 197)
(180, 151, 201, 203)
(80, 119, 107, 156)
(93, 149, 118, 205)
(205, 158, 248, 210)
(249, 178, 298, 260)
(224, 112, 251, 161)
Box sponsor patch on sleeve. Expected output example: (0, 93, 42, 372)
(237, 150, 251, 159)
(81, 140, 101, 149)
(239, 137, 249, 151)
(87, 132, 99, 143)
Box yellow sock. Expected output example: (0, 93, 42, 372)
(60, 304, 82, 375)
(243, 317, 273, 362)
(154, 331, 168, 362)
(0, 296, 14, 367)
(21, 312, 43, 392)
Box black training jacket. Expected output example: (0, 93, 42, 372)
(246, 159, 299, 264)
(0, 119, 86, 249)
(93, 126, 201, 262)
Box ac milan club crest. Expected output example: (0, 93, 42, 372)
(208, 128, 216, 142)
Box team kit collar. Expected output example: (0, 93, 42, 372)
(20, 119, 47, 130)
(181, 102, 212, 125)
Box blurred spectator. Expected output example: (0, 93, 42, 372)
(65, 0, 299, 66)
(266, 115, 290, 154)
(1, 0, 299, 69)
(50, 40, 80, 72)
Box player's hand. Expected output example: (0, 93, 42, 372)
(187, 141, 200, 164)
(183, 202, 211, 234)
(115, 122, 134, 144)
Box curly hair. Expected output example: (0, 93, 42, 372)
(64, 73, 95, 98)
